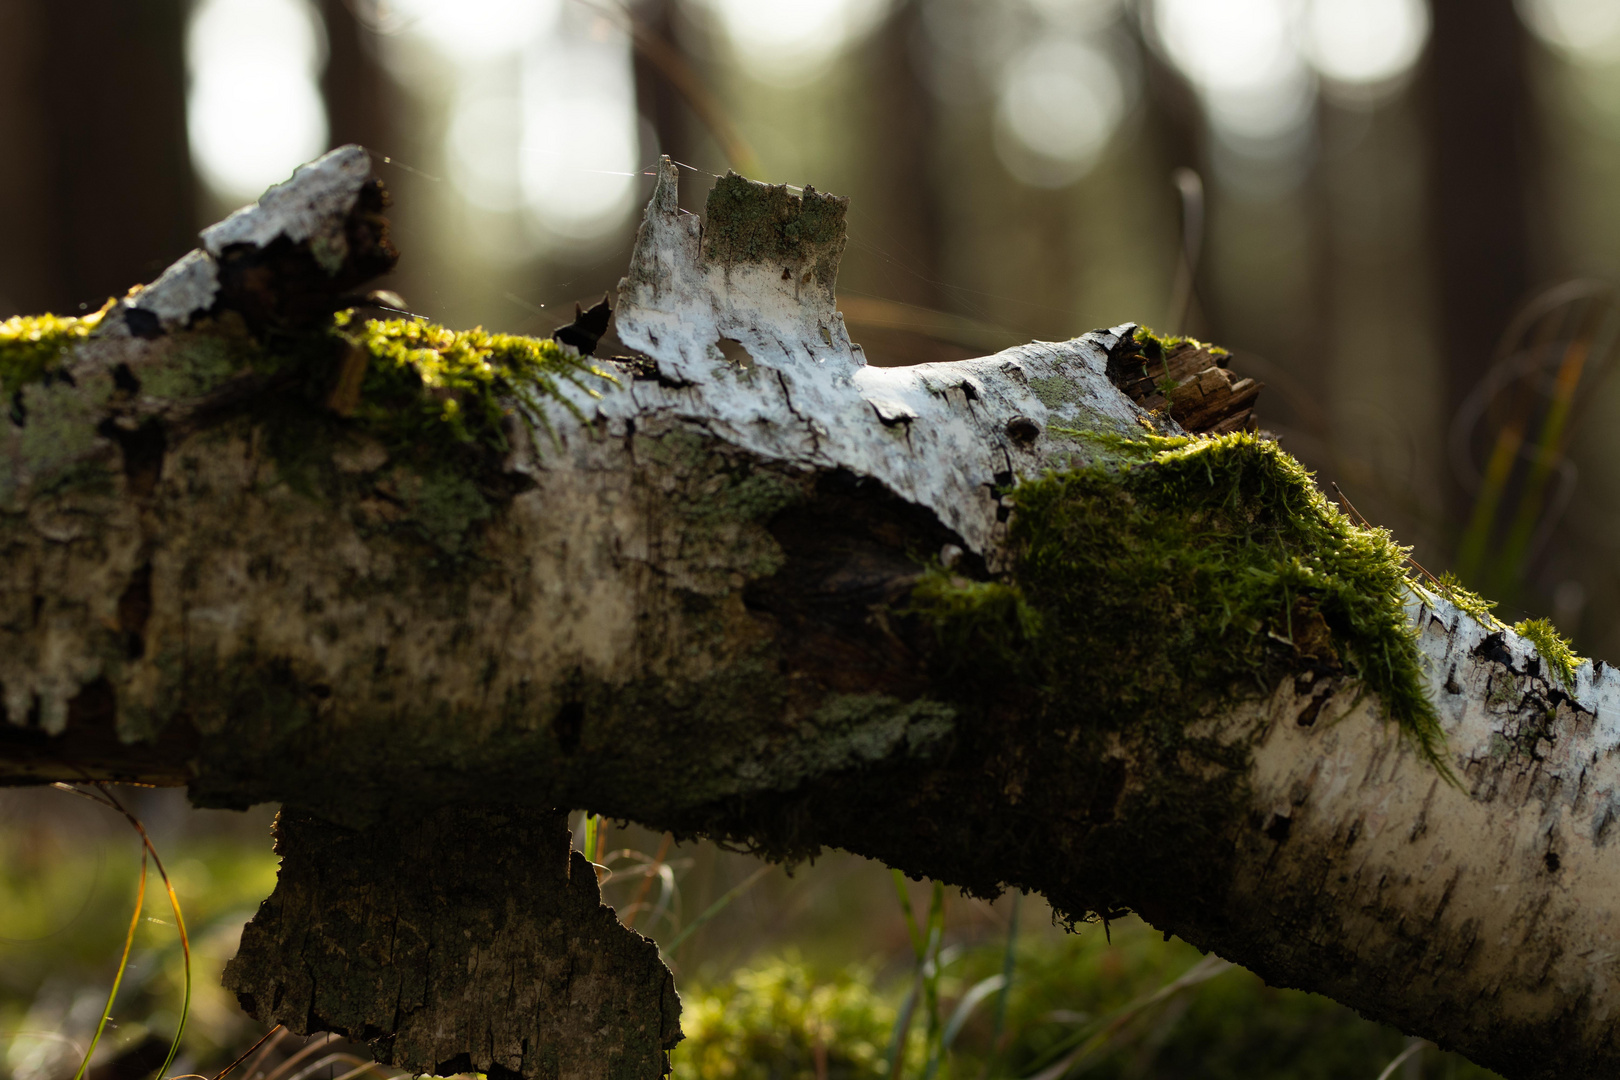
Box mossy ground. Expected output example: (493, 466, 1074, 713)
(912, 431, 1447, 771)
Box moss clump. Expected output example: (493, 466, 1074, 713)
(335, 314, 614, 453)
(1512, 617, 1583, 689)
(1433, 573, 1584, 688)
(674, 958, 912, 1080)
(701, 173, 847, 286)
(1435, 571, 1504, 631)
(913, 431, 1448, 772)
(0, 302, 111, 397)
(1131, 324, 1229, 361)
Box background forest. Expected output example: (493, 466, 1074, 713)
(2, 0, 1616, 1076)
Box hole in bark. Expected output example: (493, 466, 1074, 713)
(66, 677, 118, 730)
(100, 419, 166, 497)
(716, 337, 752, 368)
(553, 700, 585, 755)
(488, 1064, 523, 1080)
(1262, 812, 1292, 842)
(435, 1055, 474, 1076)
(1005, 416, 1041, 446)
(1297, 692, 1328, 727)
(117, 564, 153, 660)
(112, 363, 141, 394)
(744, 468, 965, 697)
(1545, 851, 1561, 873)
(123, 307, 163, 339)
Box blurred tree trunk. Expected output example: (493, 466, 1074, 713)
(1423, 0, 1535, 514)
(0, 0, 194, 316)
(318, 0, 397, 157)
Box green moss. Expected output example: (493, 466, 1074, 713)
(1433, 573, 1584, 689)
(0, 303, 110, 396)
(1131, 324, 1229, 361)
(911, 431, 1449, 774)
(674, 957, 912, 1080)
(339, 314, 614, 453)
(1434, 571, 1504, 631)
(1511, 617, 1583, 689)
(701, 173, 847, 286)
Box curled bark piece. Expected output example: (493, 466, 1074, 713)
(225, 807, 681, 1080)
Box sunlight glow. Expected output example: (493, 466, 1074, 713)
(394, 2, 641, 245)
(385, 0, 561, 61)
(1518, 0, 1620, 62)
(695, 0, 893, 85)
(1150, 0, 1430, 157)
(186, 0, 329, 204)
(519, 31, 641, 241)
(1303, 0, 1430, 89)
(994, 37, 1128, 187)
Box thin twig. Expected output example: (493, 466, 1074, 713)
(1332, 482, 1443, 589)
(622, 833, 673, 931)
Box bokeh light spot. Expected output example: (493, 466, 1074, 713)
(186, 0, 329, 204)
(993, 38, 1128, 187)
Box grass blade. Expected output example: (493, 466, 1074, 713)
(68, 845, 147, 1080)
(662, 865, 773, 954)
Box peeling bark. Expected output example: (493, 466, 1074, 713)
(2, 147, 1619, 1080)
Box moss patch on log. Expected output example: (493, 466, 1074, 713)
(334, 314, 614, 453)
(700, 173, 847, 287)
(912, 431, 1447, 772)
(1511, 617, 1583, 689)
(1130, 324, 1229, 361)
(0, 303, 111, 398)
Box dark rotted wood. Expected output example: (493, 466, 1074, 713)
(1105, 334, 1263, 435)
(224, 806, 682, 1080)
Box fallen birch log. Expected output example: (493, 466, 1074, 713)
(1, 146, 1615, 1080)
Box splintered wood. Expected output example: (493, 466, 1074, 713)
(1106, 335, 1263, 435)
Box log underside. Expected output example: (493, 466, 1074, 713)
(2, 148, 1618, 1080)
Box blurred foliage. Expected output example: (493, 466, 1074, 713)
(0, 808, 277, 1080)
(2, 801, 1507, 1080)
(674, 958, 909, 1080)
(674, 917, 1505, 1080)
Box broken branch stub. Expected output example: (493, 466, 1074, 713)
(225, 807, 680, 1080)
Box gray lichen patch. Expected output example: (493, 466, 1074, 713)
(701, 172, 849, 288)
(140, 321, 262, 400)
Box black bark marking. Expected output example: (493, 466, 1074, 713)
(117, 564, 152, 660)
